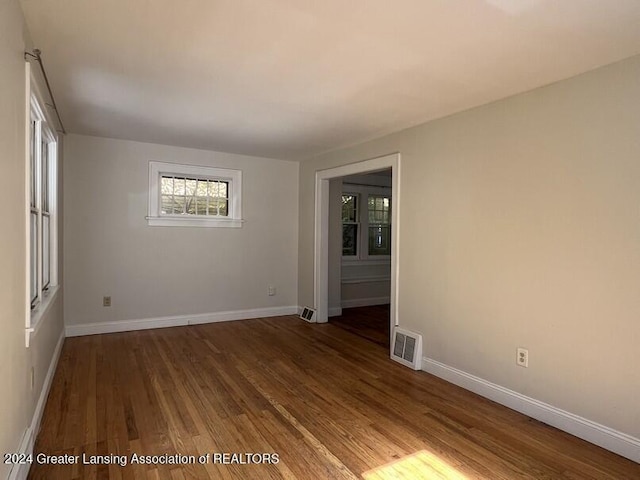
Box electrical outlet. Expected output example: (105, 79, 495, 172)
(268, 286, 276, 296)
(517, 348, 529, 368)
(103, 296, 111, 307)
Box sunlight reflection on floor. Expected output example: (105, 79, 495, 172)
(362, 450, 468, 480)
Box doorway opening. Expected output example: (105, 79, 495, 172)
(313, 153, 400, 357)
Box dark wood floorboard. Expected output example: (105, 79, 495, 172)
(330, 305, 390, 348)
(29, 316, 639, 479)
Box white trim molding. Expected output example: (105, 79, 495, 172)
(9, 331, 65, 480)
(422, 356, 640, 463)
(65, 306, 298, 337)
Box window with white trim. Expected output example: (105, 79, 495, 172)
(341, 186, 391, 260)
(341, 194, 359, 257)
(147, 161, 243, 227)
(29, 93, 58, 311)
(367, 195, 391, 256)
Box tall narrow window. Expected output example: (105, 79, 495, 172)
(342, 194, 359, 256)
(368, 195, 391, 256)
(29, 119, 38, 306)
(29, 94, 57, 311)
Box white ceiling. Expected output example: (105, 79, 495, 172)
(20, 0, 640, 160)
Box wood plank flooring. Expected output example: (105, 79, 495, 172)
(330, 305, 390, 348)
(29, 316, 639, 479)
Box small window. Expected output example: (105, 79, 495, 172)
(147, 162, 243, 227)
(160, 176, 229, 216)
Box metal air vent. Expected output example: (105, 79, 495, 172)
(391, 327, 423, 370)
(299, 307, 316, 323)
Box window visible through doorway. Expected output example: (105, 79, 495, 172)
(342, 189, 391, 260)
(342, 194, 359, 257)
(367, 195, 391, 256)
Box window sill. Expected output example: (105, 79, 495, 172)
(146, 216, 244, 228)
(28, 285, 60, 347)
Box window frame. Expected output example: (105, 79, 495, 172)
(26, 61, 59, 343)
(146, 161, 243, 228)
(341, 183, 391, 262)
(341, 193, 360, 259)
(366, 194, 392, 256)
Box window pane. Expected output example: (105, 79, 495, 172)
(196, 197, 208, 215)
(342, 195, 357, 222)
(161, 195, 173, 214)
(41, 142, 49, 212)
(196, 180, 208, 196)
(173, 196, 185, 214)
(221, 181, 229, 199)
(174, 178, 186, 195)
(161, 177, 174, 194)
(368, 195, 391, 225)
(219, 199, 228, 216)
(30, 121, 36, 207)
(185, 178, 197, 196)
(369, 225, 391, 255)
(30, 213, 38, 306)
(343, 224, 358, 256)
(43, 215, 50, 289)
(185, 197, 196, 215)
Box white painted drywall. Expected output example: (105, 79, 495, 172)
(298, 55, 640, 438)
(63, 135, 299, 327)
(0, 1, 65, 477)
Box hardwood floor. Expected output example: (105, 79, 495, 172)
(330, 305, 390, 348)
(30, 316, 639, 479)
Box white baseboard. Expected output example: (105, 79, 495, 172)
(341, 296, 390, 309)
(422, 357, 640, 463)
(341, 275, 391, 285)
(328, 307, 343, 317)
(9, 330, 65, 480)
(65, 306, 298, 337)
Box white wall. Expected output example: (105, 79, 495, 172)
(64, 135, 299, 329)
(298, 55, 640, 440)
(0, 1, 65, 478)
